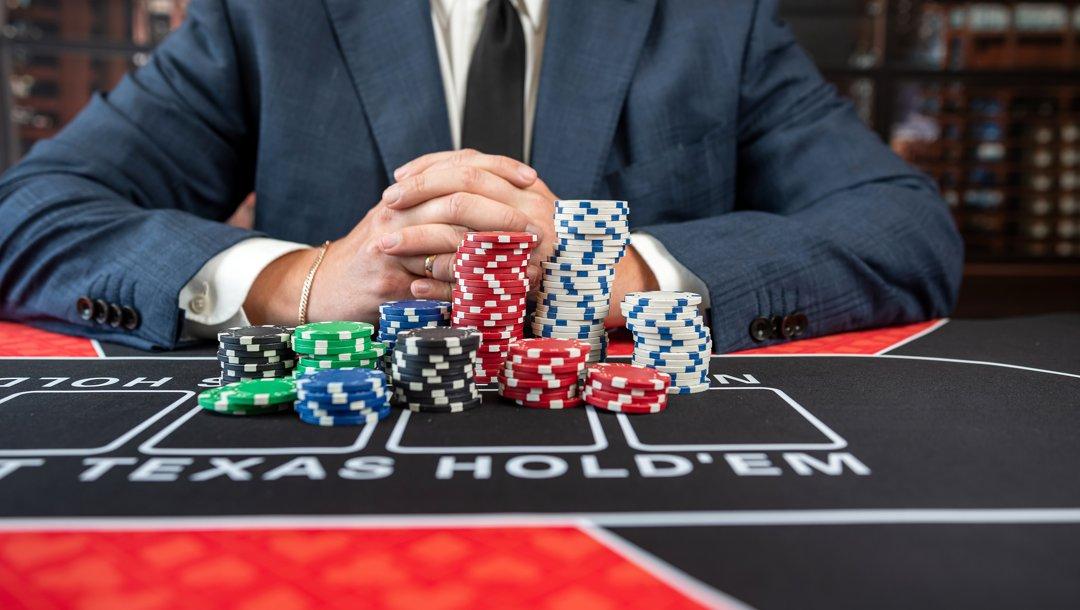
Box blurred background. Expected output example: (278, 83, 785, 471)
(1, 0, 1077, 316)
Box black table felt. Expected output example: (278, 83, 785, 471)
(1, 315, 1078, 609)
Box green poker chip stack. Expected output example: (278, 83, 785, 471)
(197, 378, 297, 416)
(290, 321, 385, 376)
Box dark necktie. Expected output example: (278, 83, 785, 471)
(461, 0, 526, 161)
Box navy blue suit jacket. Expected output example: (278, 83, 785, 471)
(0, 0, 963, 351)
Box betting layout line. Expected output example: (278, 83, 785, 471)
(3, 507, 1080, 531)
(873, 318, 949, 355)
(578, 521, 757, 610)
(711, 353, 1080, 381)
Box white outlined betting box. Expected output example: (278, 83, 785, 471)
(0, 390, 193, 457)
(139, 406, 378, 456)
(386, 400, 609, 455)
(618, 387, 847, 452)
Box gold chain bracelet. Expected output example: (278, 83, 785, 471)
(298, 241, 331, 325)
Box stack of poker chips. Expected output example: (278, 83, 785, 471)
(377, 300, 451, 371)
(290, 321, 385, 376)
(293, 369, 391, 427)
(451, 231, 537, 383)
(197, 378, 297, 416)
(216, 325, 296, 383)
(621, 291, 713, 394)
(533, 200, 629, 363)
(391, 327, 483, 413)
(582, 363, 671, 414)
(498, 338, 589, 409)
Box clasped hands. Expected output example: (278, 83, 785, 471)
(245, 149, 656, 326)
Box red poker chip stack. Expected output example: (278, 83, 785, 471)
(582, 363, 671, 414)
(498, 338, 590, 409)
(451, 231, 538, 383)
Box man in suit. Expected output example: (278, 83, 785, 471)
(0, 0, 963, 352)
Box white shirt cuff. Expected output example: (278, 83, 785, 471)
(179, 237, 308, 339)
(629, 233, 712, 309)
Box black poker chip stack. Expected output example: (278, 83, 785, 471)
(216, 325, 297, 383)
(391, 327, 483, 413)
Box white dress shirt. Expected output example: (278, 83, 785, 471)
(179, 0, 708, 337)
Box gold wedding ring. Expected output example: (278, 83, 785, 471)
(424, 254, 437, 278)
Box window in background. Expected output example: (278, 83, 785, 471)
(781, 0, 1079, 316)
(0, 0, 188, 168)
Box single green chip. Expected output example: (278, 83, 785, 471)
(216, 378, 297, 406)
(301, 350, 384, 363)
(201, 402, 291, 416)
(197, 386, 231, 409)
(291, 338, 385, 357)
(294, 321, 374, 342)
(298, 357, 379, 370)
(295, 363, 377, 375)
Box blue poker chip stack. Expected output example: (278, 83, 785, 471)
(377, 300, 451, 372)
(620, 291, 713, 394)
(293, 369, 392, 426)
(533, 200, 629, 363)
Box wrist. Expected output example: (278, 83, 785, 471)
(607, 245, 659, 326)
(244, 248, 316, 325)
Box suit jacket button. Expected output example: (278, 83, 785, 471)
(781, 315, 799, 339)
(107, 303, 123, 328)
(749, 317, 771, 342)
(789, 312, 808, 337)
(92, 299, 110, 324)
(121, 306, 141, 331)
(770, 315, 784, 339)
(76, 296, 94, 321)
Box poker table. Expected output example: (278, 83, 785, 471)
(0, 314, 1078, 610)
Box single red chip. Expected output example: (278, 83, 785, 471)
(583, 384, 666, 406)
(500, 365, 581, 381)
(455, 277, 530, 288)
(458, 241, 537, 253)
(452, 324, 521, 335)
(506, 352, 587, 367)
(452, 309, 525, 321)
(454, 263, 530, 275)
(508, 338, 590, 359)
(452, 317, 524, 330)
(453, 324, 519, 335)
(455, 251, 531, 262)
(586, 378, 661, 397)
(507, 360, 586, 375)
(586, 362, 670, 390)
(456, 247, 530, 258)
(513, 396, 585, 409)
(453, 270, 528, 282)
(452, 303, 525, 315)
(583, 392, 667, 414)
(462, 231, 538, 245)
(496, 373, 578, 390)
(499, 384, 578, 401)
(453, 291, 524, 303)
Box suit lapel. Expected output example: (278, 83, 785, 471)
(323, 0, 452, 181)
(531, 0, 656, 197)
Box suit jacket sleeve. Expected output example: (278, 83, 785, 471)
(0, 0, 258, 349)
(640, 0, 964, 352)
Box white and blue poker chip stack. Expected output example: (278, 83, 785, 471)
(377, 300, 451, 371)
(620, 291, 713, 394)
(293, 369, 392, 426)
(533, 200, 629, 362)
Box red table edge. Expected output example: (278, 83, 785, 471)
(0, 319, 947, 358)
